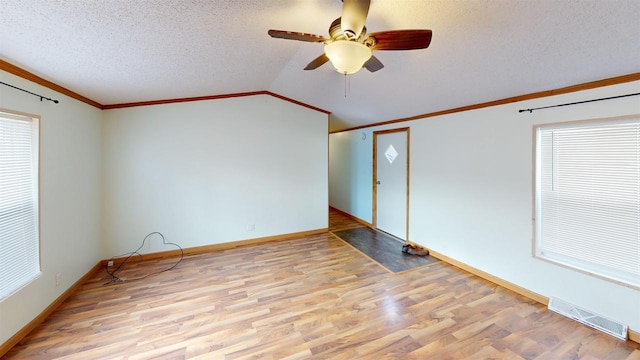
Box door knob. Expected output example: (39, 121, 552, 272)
(376, 181, 381, 185)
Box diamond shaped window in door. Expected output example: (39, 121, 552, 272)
(385, 144, 398, 164)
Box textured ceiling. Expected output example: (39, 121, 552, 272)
(1, 0, 639, 132)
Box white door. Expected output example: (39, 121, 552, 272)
(374, 129, 408, 240)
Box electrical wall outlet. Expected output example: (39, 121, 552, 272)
(55, 273, 62, 286)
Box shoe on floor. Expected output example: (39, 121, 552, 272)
(402, 243, 429, 256)
(402, 244, 410, 253)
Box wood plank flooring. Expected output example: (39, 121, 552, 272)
(4, 209, 639, 359)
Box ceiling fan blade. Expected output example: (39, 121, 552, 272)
(268, 30, 327, 43)
(328, 17, 342, 39)
(368, 30, 433, 50)
(341, 0, 370, 39)
(363, 56, 384, 72)
(304, 54, 330, 70)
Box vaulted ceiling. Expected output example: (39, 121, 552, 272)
(1, 0, 639, 132)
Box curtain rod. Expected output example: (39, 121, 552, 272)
(519, 92, 639, 113)
(0, 81, 59, 104)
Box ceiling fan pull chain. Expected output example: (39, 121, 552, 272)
(343, 72, 352, 98)
(344, 73, 347, 98)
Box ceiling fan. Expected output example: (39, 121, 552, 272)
(268, 0, 432, 75)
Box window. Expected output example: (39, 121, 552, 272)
(0, 110, 40, 301)
(535, 117, 640, 288)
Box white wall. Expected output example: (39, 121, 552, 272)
(102, 95, 328, 256)
(329, 80, 640, 333)
(0, 71, 103, 344)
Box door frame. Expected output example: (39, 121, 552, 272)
(372, 127, 410, 240)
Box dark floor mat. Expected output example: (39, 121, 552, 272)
(332, 227, 439, 273)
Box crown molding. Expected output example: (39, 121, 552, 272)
(0, 60, 329, 115)
(3, 59, 636, 130)
(331, 72, 640, 134)
(102, 91, 331, 115)
(0, 59, 104, 109)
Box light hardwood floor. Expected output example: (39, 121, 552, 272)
(4, 210, 639, 359)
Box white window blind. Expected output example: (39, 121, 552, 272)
(535, 118, 640, 287)
(0, 111, 40, 301)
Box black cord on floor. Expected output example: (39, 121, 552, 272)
(104, 232, 183, 285)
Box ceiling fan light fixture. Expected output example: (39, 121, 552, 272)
(324, 40, 372, 75)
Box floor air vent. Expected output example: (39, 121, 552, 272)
(548, 297, 628, 340)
